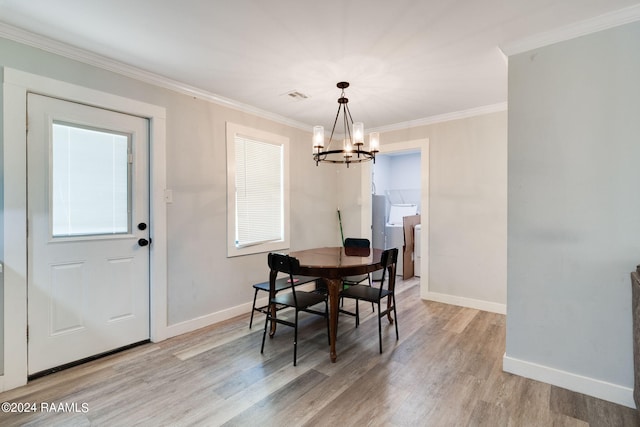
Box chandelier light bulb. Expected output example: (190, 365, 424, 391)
(344, 138, 353, 156)
(369, 132, 380, 153)
(313, 125, 325, 149)
(353, 122, 364, 146)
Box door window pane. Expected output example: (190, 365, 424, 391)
(52, 122, 130, 237)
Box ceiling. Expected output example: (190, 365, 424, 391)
(0, 0, 639, 132)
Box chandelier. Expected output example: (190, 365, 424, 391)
(312, 82, 379, 167)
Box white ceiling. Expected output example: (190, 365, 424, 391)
(0, 0, 639, 131)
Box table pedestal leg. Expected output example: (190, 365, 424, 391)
(326, 277, 341, 363)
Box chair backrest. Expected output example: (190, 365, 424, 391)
(344, 238, 372, 277)
(379, 248, 399, 296)
(268, 252, 300, 275)
(344, 237, 370, 249)
(267, 253, 301, 303)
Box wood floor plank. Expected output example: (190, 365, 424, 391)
(443, 306, 480, 334)
(549, 386, 639, 427)
(0, 277, 636, 426)
(221, 369, 328, 427)
(302, 359, 413, 427)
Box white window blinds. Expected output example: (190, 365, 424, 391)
(234, 135, 283, 248)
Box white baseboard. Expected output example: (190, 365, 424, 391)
(424, 291, 506, 314)
(165, 300, 256, 338)
(163, 283, 322, 338)
(503, 354, 635, 409)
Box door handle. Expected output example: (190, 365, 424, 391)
(138, 238, 150, 247)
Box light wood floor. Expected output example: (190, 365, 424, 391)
(1, 278, 637, 426)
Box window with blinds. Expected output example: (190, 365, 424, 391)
(226, 122, 290, 257)
(235, 136, 282, 247)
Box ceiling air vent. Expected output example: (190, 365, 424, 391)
(286, 90, 309, 100)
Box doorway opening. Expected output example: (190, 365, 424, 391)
(360, 138, 429, 298)
(371, 150, 421, 280)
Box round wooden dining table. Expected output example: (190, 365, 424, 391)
(288, 246, 384, 362)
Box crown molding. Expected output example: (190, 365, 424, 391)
(371, 102, 508, 134)
(0, 22, 311, 131)
(500, 3, 640, 56)
(1, 22, 508, 134)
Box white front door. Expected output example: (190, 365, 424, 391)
(27, 93, 150, 375)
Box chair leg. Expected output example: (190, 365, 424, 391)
(377, 301, 383, 354)
(261, 309, 269, 354)
(392, 295, 399, 340)
(368, 274, 374, 312)
(355, 299, 360, 328)
(250, 288, 259, 328)
(293, 310, 299, 366)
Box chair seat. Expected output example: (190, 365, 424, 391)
(250, 275, 320, 328)
(341, 284, 392, 303)
(272, 290, 327, 309)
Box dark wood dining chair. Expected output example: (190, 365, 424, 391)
(249, 274, 320, 328)
(261, 253, 329, 366)
(341, 237, 374, 312)
(340, 247, 399, 353)
(343, 238, 372, 286)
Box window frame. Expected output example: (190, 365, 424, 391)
(226, 122, 290, 257)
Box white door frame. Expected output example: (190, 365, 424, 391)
(2, 68, 168, 391)
(359, 138, 429, 298)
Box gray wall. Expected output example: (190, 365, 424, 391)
(382, 111, 508, 308)
(506, 21, 640, 392)
(0, 36, 342, 375)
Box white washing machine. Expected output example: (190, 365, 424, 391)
(385, 204, 418, 276)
